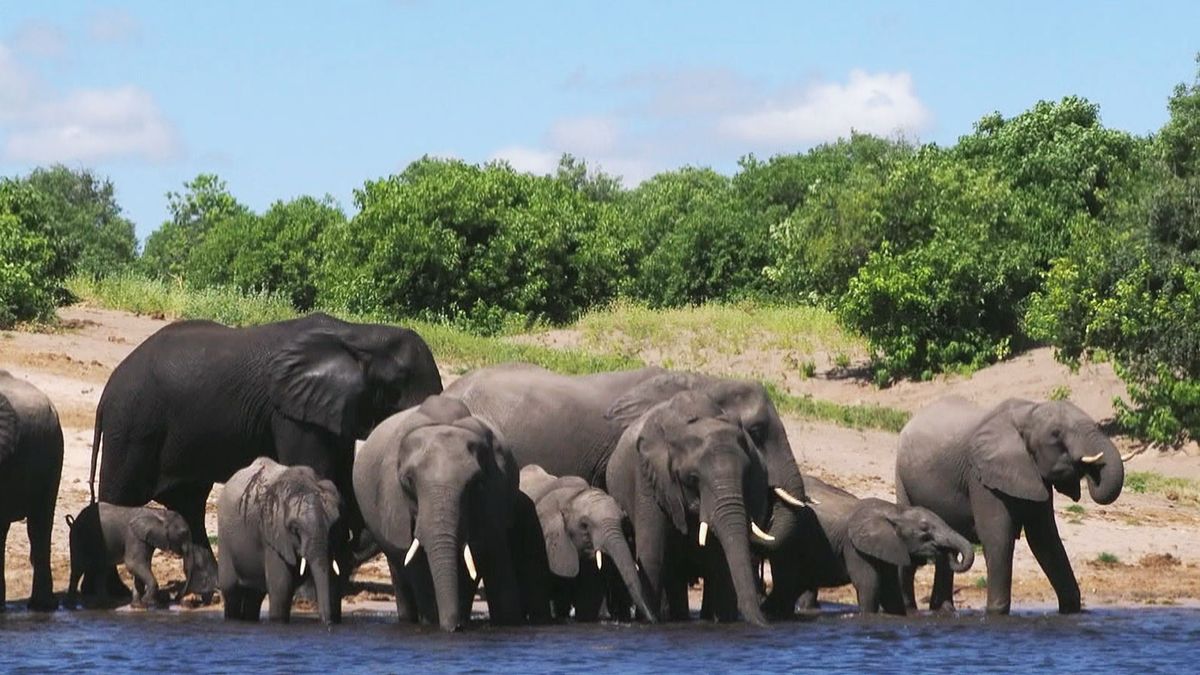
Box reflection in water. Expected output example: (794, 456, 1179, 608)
(0, 607, 1197, 672)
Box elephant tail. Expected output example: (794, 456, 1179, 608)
(88, 406, 102, 503)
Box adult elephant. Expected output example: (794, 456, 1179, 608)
(91, 313, 442, 596)
(788, 475, 973, 615)
(607, 390, 773, 626)
(1, 371, 64, 610)
(896, 396, 1127, 614)
(354, 395, 528, 631)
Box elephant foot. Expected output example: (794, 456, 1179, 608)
(180, 591, 216, 608)
(931, 600, 957, 614)
(27, 594, 59, 612)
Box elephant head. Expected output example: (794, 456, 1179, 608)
(534, 478, 657, 622)
(608, 372, 810, 548)
(377, 396, 519, 632)
(973, 399, 1124, 505)
(259, 466, 344, 624)
(268, 314, 443, 441)
(636, 390, 771, 625)
(847, 500, 975, 573)
(129, 510, 215, 600)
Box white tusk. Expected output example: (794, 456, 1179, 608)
(332, 560, 341, 576)
(1120, 452, 1137, 462)
(806, 497, 821, 506)
(404, 538, 421, 566)
(774, 487, 807, 508)
(698, 521, 709, 547)
(595, 550, 603, 570)
(299, 558, 307, 577)
(1080, 452, 1105, 464)
(751, 521, 776, 542)
(464, 545, 478, 581)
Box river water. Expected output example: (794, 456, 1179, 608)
(0, 606, 1196, 673)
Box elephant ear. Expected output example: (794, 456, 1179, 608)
(969, 413, 1050, 502)
(0, 394, 17, 464)
(847, 506, 910, 568)
(606, 373, 693, 426)
(536, 496, 579, 578)
(317, 479, 342, 522)
(261, 484, 300, 566)
(376, 444, 414, 552)
(129, 512, 170, 551)
(269, 330, 366, 437)
(636, 412, 689, 534)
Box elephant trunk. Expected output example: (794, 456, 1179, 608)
(311, 556, 337, 625)
(418, 491, 465, 632)
(938, 529, 975, 574)
(763, 473, 808, 550)
(1073, 428, 1124, 505)
(706, 482, 769, 627)
(599, 526, 657, 623)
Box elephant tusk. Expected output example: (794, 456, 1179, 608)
(299, 558, 307, 578)
(404, 538, 421, 566)
(806, 497, 821, 506)
(698, 521, 709, 547)
(1120, 451, 1137, 462)
(1080, 452, 1105, 464)
(750, 521, 775, 542)
(596, 550, 603, 570)
(774, 487, 807, 508)
(332, 560, 341, 576)
(464, 545, 478, 581)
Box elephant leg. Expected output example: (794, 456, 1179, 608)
(573, 567, 604, 622)
(124, 544, 159, 607)
(796, 587, 819, 611)
(702, 542, 739, 622)
(264, 554, 296, 622)
(0, 521, 8, 608)
(846, 550, 881, 614)
(878, 566, 907, 616)
(632, 492, 671, 619)
(762, 540, 803, 619)
(158, 482, 217, 599)
(930, 555, 956, 612)
(899, 564, 918, 611)
(1023, 503, 1081, 614)
(387, 557, 418, 623)
(971, 495, 1018, 615)
(26, 498, 57, 611)
(477, 534, 522, 626)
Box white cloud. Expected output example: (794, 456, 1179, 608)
(548, 115, 619, 155)
(490, 145, 560, 175)
(719, 70, 931, 145)
(9, 21, 68, 60)
(0, 40, 180, 163)
(88, 9, 142, 44)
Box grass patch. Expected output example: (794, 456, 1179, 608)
(1065, 504, 1086, 515)
(1049, 385, 1072, 401)
(1124, 471, 1200, 506)
(973, 576, 987, 589)
(1095, 552, 1120, 565)
(67, 274, 907, 431)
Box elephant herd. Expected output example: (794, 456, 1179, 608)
(0, 313, 1130, 631)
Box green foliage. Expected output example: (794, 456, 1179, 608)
(23, 166, 138, 277)
(1065, 504, 1086, 515)
(1095, 552, 1120, 565)
(140, 174, 252, 280)
(0, 179, 59, 327)
(1049, 385, 1072, 401)
(1159, 55, 1200, 178)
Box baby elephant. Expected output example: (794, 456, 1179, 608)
(218, 457, 343, 624)
(519, 465, 656, 623)
(790, 475, 975, 615)
(66, 502, 200, 608)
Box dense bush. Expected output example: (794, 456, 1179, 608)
(0, 180, 60, 326)
(23, 166, 138, 278)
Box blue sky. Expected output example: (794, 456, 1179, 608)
(1, 1, 1198, 240)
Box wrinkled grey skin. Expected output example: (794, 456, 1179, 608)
(606, 391, 772, 627)
(92, 313, 442, 597)
(354, 396, 527, 632)
(218, 457, 343, 624)
(896, 396, 1125, 615)
(0, 371, 63, 611)
(786, 475, 973, 615)
(447, 364, 812, 616)
(65, 503, 204, 608)
(519, 465, 656, 622)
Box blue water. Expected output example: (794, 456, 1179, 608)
(1, 606, 1196, 673)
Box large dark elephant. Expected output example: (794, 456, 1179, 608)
(0, 370, 64, 610)
(787, 475, 973, 615)
(606, 390, 773, 626)
(353, 395, 529, 631)
(90, 313, 442, 595)
(445, 364, 813, 615)
(896, 396, 1128, 614)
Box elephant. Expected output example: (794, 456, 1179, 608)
(354, 395, 528, 631)
(90, 312, 442, 596)
(65, 503, 204, 608)
(896, 395, 1127, 614)
(605, 389, 773, 626)
(446, 364, 813, 615)
(519, 465, 656, 622)
(784, 475, 974, 615)
(218, 457, 344, 624)
(0, 370, 63, 611)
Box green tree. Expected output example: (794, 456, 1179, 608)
(0, 179, 59, 326)
(23, 165, 137, 277)
(1159, 54, 1200, 178)
(140, 174, 251, 280)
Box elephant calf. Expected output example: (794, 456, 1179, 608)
(65, 502, 203, 608)
(218, 457, 344, 624)
(785, 475, 973, 615)
(519, 465, 656, 623)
